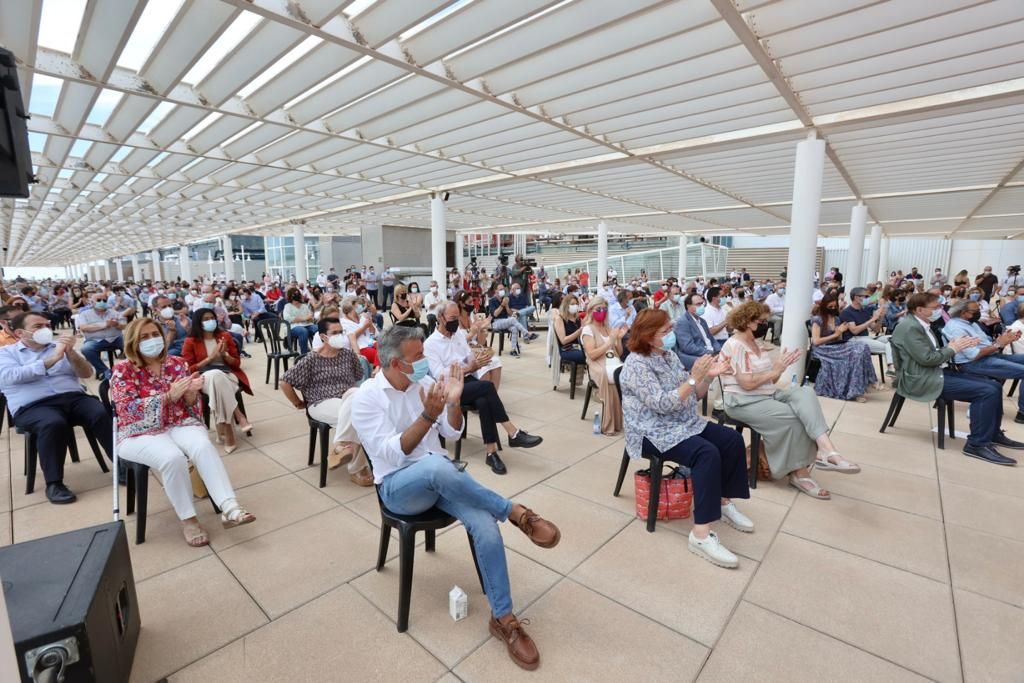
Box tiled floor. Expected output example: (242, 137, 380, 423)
(4, 338, 1024, 682)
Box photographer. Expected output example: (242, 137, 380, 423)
(1000, 265, 1023, 297)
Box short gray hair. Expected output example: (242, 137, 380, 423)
(947, 299, 972, 318)
(377, 325, 424, 368)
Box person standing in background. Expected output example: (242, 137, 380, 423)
(380, 265, 396, 309)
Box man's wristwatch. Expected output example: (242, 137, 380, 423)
(687, 377, 698, 387)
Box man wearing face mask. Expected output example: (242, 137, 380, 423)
(672, 293, 722, 370)
(658, 284, 685, 322)
(976, 266, 998, 300)
(839, 287, 894, 376)
(280, 317, 373, 485)
(891, 293, 1018, 466)
(423, 280, 445, 336)
(424, 303, 541, 474)
(507, 282, 535, 331)
(0, 312, 114, 503)
(763, 281, 786, 341)
(998, 286, 1024, 327)
(77, 292, 126, 379)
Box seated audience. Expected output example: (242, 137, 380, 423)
(78, 292, 125, 379)
(810, 291, 876, 401)
(390, 284, 422, 329)
(620, 309, 750, 568)
(0, 312, 114, 503)
(764, 281, 786, 339)
(424, 303, 540, 474)
(999, 286, 1024, 327)
(340, 297, 379, 367)
(182, 309, 254, 453)
(891, 292, 1021, 465)
(423, 280, 445, 336)
(672, 292, 722, 370)
(580, 297, 625, 436)
(111, 318, 255, 546)
(0, 306, 18, 346)
(608, 289, 636, 329)
(508, 281, 535, 330)
(701, 287, 729, 343)
(552, 293, 585, 365)
(283, 288, 318, 354)
(658, 284, 684, 322)
(721, 302, 859, 500)
(1009, 304, 1024, 355)
(840, 287, 894, 375)
(352, 325, 560, 671)
(487, 285, 534, 358)
(280, 317, 372, 485)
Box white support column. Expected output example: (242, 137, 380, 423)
(455, 231, 465, 280)
(430, 194, 447, 289)
(222, 235, 235, 282)
(846, 202, 867, 290)
(179, 245, 192, 283)
(292, 222, 308, 285)
(130, 255, 140, 282)
(678, 234, 688, 283)
(878, 236, 889, 283)
(597, 221, 608, 287)
(780, 134, 826, 382)
(867, 223, 883, 284)
(102, 260, 111, 281)
(150, 249, 162, 282)
(115, 258, 124, 283)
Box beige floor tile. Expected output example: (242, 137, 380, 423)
(782, 495, 948, 582)
(352, 529, 561, 667)
(219, 448, 289, 490)
(293, 460, 377, 502)
(941, 481, 1024, 542)
(503, 392, 586, 423)
(125, 507, 213, 581)
(501, 483, 632, 574)
(937, 448, 1024, 499)
(745, 534, 959, 682)
(834, 412, 936, 450)
(257, 434, 313, 472)
(241, 412, 310, 449)
(13, 482, 171, 543)
(953, 588, 1024, 683)
(13, 451, 115, 510)
(525, 426, 613, 465)
(434, 674, 462, 683)
(947, 524, 1024, 607)
(698, 601, 929, 682)
(828, 431, 937, 478)
(544, 452, 641, 518)
(814, 466, 941, 519)
(451, 448, 567, 500)
(218, 507, 384, 618)
(748, 477, 799, 506)
(0, 513, 11, 546)
(455, 579, 708, 682)
(571, 520, 756, 646)
(131, 555, 268, 683)
(657, 494, 789, 562)
(344, 489, 390, 528)
(200, 474, 337, 550)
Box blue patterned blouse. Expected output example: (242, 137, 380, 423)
(620, 349, 706, 459)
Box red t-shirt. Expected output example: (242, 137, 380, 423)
(266, 289, 282, 301)
(579, 272, 590, 287)
(652, 289, 668, 306)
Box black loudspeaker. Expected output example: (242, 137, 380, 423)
(0, 522, 140, 682)
(0, 46, 33, 198)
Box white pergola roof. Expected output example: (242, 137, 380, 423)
(2, 0, 1023, 266)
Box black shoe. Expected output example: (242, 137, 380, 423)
(508, 430, 542, 448)
(1015, 412, 1024, 424)
(240, 351, 252, 359)
(962, 443, 1017, 466)
(527, 333, 538, 342)
(486, 452, 507, 475)
(992, 431, 1024, 450)
(509, 349, 521, 358)
(45, 483, 77, 504)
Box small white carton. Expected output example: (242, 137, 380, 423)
(449, 585, 468, 621)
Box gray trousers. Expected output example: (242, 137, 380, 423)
(723, 385, 826, 479)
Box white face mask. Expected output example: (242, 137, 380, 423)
(160, 307, 174, 319)
(139, 336, 165, 358)
(430, 286, 438, 293)
(568, 304, 579, 314)
(32, 327, 54, 345)
(327, 334, 347, 349)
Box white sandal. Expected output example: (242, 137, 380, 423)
(789, 475, 830, 500)
(815, 451, 861, 473)
(220, 503, 256, 529)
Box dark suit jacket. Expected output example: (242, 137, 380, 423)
(672, 313, 722, 369)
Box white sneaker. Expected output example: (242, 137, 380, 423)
(720, 502, 754, 533)
(688, 530, 739, 568)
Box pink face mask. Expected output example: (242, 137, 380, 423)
(592, 310, 607, 322)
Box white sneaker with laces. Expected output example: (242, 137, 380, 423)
(688, 530, 739, 568)
(720, 502, 754, 533)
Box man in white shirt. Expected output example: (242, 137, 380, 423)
(700, 286, 729, 341)
(658, 284, 685, 322)
(351, 326, 559, 670)
(764, 281, 786, 340)
(424, 303, 540, 474)
(422, 280, 445, 336)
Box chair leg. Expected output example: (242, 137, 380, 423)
(376, 522, 391, 571)
(135, 467, 149, 545)
(68, 437, 81, 463)
(425, 529, 436, 552)
(1009, 378, 1020, 398)
(569, 363, 577, 400)
(125, 468, 136, 515)
(307, 424, 316, 467)
(748, 431, 760, 490)
(273, 358, 281, 391)
(646, 458, 663, 533)
(498, 332, 505, 355)
(936, 400, 946, 450)
(613, 452, 630, 496)
(889, 395, 906, 428)
(396, 530, 417, 633)
(701, 393, 708, 417)
(319, 426, 330, 488)
(878, 354, 885, 382)
(84, 430, 108, 473)
(947, 401, 955, 441)
(25, 433, 37, 495)
(467, 532, 486, 594)
(880, 394, 901, 433)
(581, 379, 593, 421)
(455, 409, 468, 462)
(265, 358, 271, 385)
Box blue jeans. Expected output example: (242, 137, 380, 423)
(960, 354, 1024, 413)
(941, 369, 1002, 446)
(378, 453, 514, 617)
(81, 337, 123, 378)
(290, 324, 318, 354)
(515, 305, 536, 330)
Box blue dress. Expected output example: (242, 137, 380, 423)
(810, 315, 877, 400)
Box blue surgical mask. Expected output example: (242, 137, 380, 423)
(202, 302, 215, 309)
(661, 330, 676, 350)
(202, 320, 218, 332)
(356, 304, 365, 313)
(168, 293, 177, 300)
(777, 288, 786, 296)
(929, 308, 943, 322)
(1017, 295, 1024, 303)
(938, 295, 947, 305)
(94, 301, 108, 310)
(969, 293, 980, 301)
(694, 305, 706, 317)
(403, 357, 430, 383)
(139, 336, 165, 358)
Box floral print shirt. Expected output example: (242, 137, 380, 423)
(109, 356, 203, 444)
(620, 349, 706, 459)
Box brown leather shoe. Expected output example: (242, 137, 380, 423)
(349, 467, 374, 487)
(328, 443, 354, 470)
(511, 508, 560, 548)
(489, 615, 539, 671)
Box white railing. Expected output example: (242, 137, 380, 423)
(543, 243, 729, 285)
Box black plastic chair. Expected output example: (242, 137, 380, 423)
(256, 318, 300, 390)
(370, 459, 485, 633)
(557, 358, 586, 399)
(452, 406, 503, 461)
(489, 328, 511, 355)
(99, 380, 219, 544)
(712, 378, 761, 489)
(307, 409, 333, 488)
(1008, 378, 1019, 398)
(879, 392, 955, 449)
(200, 388, 247, 428)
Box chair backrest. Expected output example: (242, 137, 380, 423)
(613, 364, 624, 402)
(98, 379, 112, 417)
(257, 318, 292, 355)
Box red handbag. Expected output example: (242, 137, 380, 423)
(634, 466, 693, 520)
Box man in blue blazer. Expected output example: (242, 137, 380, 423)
(673, 293, 723, 369)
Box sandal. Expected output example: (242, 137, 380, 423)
(221, 504, 256, 529)
(183, 522, 209, 547)
(789, 475, 830, 500)
(853, 395, 867, 403)
(815, 452, 861, 473)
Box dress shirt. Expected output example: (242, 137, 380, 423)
(241, 295, 264, 317)
(691, 313, 714, 351)
(915, 315, 948, 368)
(701, 304, 728, 340)
(609, 301, 636, 329)
(423, 291, 445, 314)
(77, 307, 124, 342)
(423, 329, 472, 379)
(941, 317, 992, 364)
(351, 371, 463, 484)
(764, 293, 786, 314)
(659, 299, 684, 322)
(0, 341, 85, 414)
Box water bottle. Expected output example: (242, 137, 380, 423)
(592, 411, 601, 434)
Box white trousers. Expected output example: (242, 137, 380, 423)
(307, 390, 367, 473)
(118, 426, 236, 520)
(849, 335, 893, 365)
